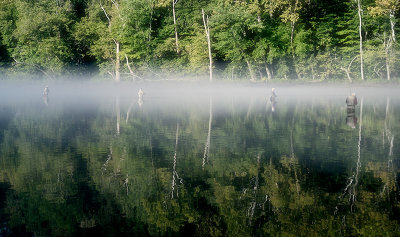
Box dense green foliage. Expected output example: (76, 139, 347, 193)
(0, 0, 400, 80)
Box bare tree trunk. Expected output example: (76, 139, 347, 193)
(101, 2, 121, 82)
(125, 54, 135, 81)
(246, 59, 256, 81)
(115, 41, 120, 82)
(265, 64, 272, 81)
(385, 52, 391, 81)
(357, 0, 365, 81)
(384, 32, 393, 81)
(12, 58, 54, 79)
(290, 21, 295, 49)
(202, 9, 213, 82)
(172, 0, 179, 53)
(341, 67, 352, 83)
(340, 56, 357, 83)
(390, 11, 396, 43)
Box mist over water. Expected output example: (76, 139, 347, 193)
(0, 80, 400, 236)
(2, 80, 400, 106)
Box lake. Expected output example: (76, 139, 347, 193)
(0, 82, 399, 236)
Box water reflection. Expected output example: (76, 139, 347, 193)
(202, 96, 212, 169)
(42, 85, 50, 106)
(138, 88, 144, 108)
(269, 87, 277, 112)
(0, 85, 399, 236)
(42, 94, 49, 106)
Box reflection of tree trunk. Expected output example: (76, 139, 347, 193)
(385, 97, 390, 136)
(123, 174, 129, 195)
(149, 133, 154, 169)
(171, 123, 183, 199)
(126, 100, 134, 123)
(203, 97, 212, 169)
(336, 97, 363, 215)
(116, 96, 120, 135)
(290, 116, 300, 194)
(383, 97, 395, 197)
(351, 97, 363, 211)
(102, 145, 113, 174)
(247, 154, 260, 222)
(246, 97, 254, 118)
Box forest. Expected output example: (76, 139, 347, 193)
(0, 0, 399, 81)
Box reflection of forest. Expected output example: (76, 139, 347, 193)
(0, 95, 399, 236)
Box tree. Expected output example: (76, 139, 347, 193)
(369, 0, 399, 80)
(74, 0, 123, 81)
(202, 9, 213, 82)
(211, 0, 262, 81)
(0, 0, 76, 78)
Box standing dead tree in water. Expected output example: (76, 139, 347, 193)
(171, 123, 183, 199)
(203, 97, 212, 169)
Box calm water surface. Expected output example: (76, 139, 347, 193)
(0, 82, 399, 236)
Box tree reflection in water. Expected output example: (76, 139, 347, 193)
(0, 86, 399, 236)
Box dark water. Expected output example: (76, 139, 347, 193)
(0, 82, 399, 236)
